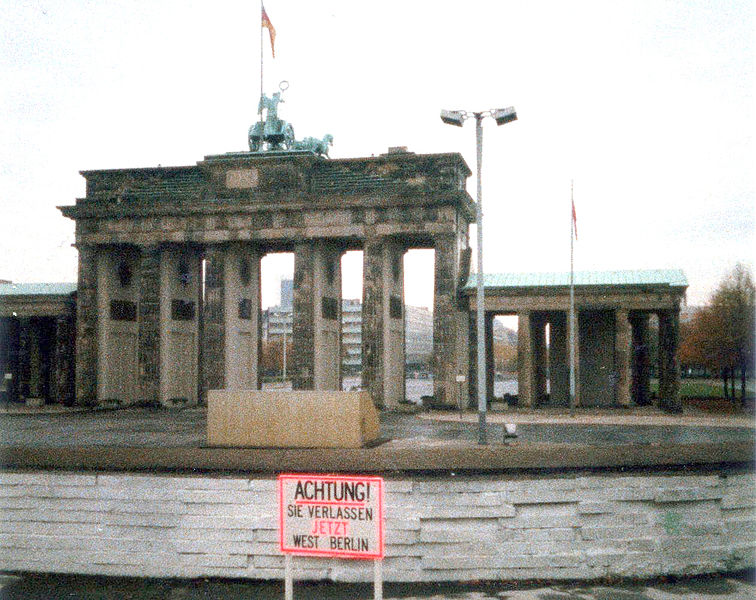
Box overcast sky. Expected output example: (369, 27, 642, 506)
(1, 0, 753, 309)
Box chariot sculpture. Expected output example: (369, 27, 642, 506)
(248, 81, 332, 157)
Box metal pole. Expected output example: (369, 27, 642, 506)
(282, 323, 287, 382)
(259, 1, 265, 144)
(475, 113, 487, 445)
(284, 553, 293, 600)
(569, 181, 576, 415)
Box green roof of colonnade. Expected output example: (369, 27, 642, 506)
(464, 269, 688, 291)
(0, 282, 77, 296)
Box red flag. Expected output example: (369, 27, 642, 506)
(262, 4, 276, 58)
(571, 198, 578, 240)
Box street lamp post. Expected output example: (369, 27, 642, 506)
(441, 106, 517, 445)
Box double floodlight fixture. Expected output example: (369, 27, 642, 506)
(440, 102, 518, 446)
(440, 107, 518, 127)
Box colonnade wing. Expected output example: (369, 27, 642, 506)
(464, 276, 686, 410)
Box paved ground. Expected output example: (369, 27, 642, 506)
(1, 572, 754, 599)
(0, 405, 753, 448)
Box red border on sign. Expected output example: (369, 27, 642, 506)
(278, 473, 384, 560)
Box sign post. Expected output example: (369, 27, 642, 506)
(278, 474, 384, 599)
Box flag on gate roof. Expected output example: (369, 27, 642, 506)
(262, 4, 276, 57)
(571, 197, 578, 241)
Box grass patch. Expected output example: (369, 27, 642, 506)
(651, 378, 754, 399)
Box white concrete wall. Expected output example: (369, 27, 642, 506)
(0, 469, 752, 582)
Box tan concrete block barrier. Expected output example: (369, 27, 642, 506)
(207, 390, 379, 448)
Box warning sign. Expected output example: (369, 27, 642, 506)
(278, 474, 384, 559)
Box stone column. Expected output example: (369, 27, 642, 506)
(572, 309, 581, 407)
(138, 245, 161, 404)
(361, 239, 383, 406)
(27, 319, 42, 400)
(202, 246, 225, 396)
(17, 318, 31, 401)
(549, 312, 569, 406)
(630, 312, 651, 406)
(53, 312, 75, 406)
(615, 309, 632, 407)
(292, 241, 315, 390)
(97, 247, 140, 405)
(432, 234, 458, 407)
(159, 246, 201, 406)
(658, 309, 682, 413)
(517, 310, 533, 407)
(223, 244, 261, 391)
(75, 245, 98, 405)
(361, 237, 405, 408)
(485, 312, 495, 404)
(313, 241, 343, 391)
(532, 313, 548, 405)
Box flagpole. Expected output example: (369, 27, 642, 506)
(259, 1, 266, 145)
(569, 180, 576, 416)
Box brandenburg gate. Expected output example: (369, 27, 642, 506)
(60, 146, 474, 410)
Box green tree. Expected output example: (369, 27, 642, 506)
(710, 264, 755, 402)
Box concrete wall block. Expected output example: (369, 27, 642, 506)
(178, 489, 262, 504)
(97, 474, 250, 491)
(0, 472, 97, 487)
(253, 554, 285, 569)
(173, 539, 256, 554)
(723, 473, 756, 488)
(724, 518, 756, 537)
(419, 524, 500, 544)
(654, 487, 723, 503)
(658, 535, 724, 552)
(580, 513, 651, 528)
(503, 514, 580, 529)
(0, 533, 170, 554)
(578, 502, 617, 515)
(177, 553, 248, 568)
(579, 525, 658, 541)
(510, 527, 577, 542)
(607, 487, 659, 502)
(172, 528, 257, 543)
(248, 479, 276, 491)
(421, 552, 583, 571)
(406, 491, 506, 507)
(419, 505, 515, 519)
(508, 490, 580, 504)
(181, 502, 264, 517)
(1, 508, 107, 525)
(0, 520, 106, 537)
(96, 486, 178, 501)
(384, 480, 414, 494)
(252, 541, 280, 555)
(495, 540, 585, 556)
(414, 479, 509, 494)
(0, 484, 100, 499)
(178, 515, 270, 530)
(385, 529, 419, 545)
(594, 538, 658, 553)
(102, 512, 181, 527)
(603, 552, 660, 577)
(254, 529, 280, 542)
(721, 486, 756, 509)
(385, 518, 421, 531)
